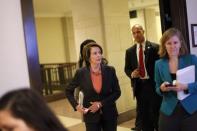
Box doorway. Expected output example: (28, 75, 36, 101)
(21, 0, 189, 101)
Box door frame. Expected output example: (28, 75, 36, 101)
(21, 0, 42, 93)
(159, 0, 190, 52)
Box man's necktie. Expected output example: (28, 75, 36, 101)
(139, 44, 145, 77)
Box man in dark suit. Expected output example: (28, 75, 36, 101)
(124, 24, 161, 131)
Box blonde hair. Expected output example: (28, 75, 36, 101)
(159, 28, 188, 58)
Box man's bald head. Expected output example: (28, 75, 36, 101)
(131, 24, 145, 44)
(131, 24, 144, 31)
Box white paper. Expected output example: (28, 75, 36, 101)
(78, 91, 86, 121)
(176, 65, 195, 100)
(78, 91, 84, 106)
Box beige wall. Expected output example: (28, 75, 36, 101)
(70, 0, 136, 113)
(130, 10, 146, 30)
(35, 0, 136, 114)
(101, 0, 135, 113)
(61, 17, 77, 62)
(34, 0, 136, 114)
(0, 0, 30, 97)
(34, 0, 162, 114)
(129, 7, 162, 44)
(35, 17, 67, 64)
(129, 9, 145, 42)
(71, 0, 105, 59)
(34, 1, 163, 114)
(145, 8, 162, 43)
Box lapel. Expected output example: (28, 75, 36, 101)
(160, 59, 173, 83)
(160, 56, 191, 84)
(100, 65, 106, 94)
(84, 67, 95, 93)
(178, 57, 184, 69)
(178, 55, 191, 69)
(144, 41, 152, 66)
(159, 56, 191, 84)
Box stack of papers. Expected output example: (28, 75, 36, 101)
(78, 91, 84, 106)
(176, 65, 195, 100)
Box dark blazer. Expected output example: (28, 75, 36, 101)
(155, 55, 197, 116)
(124, 41, 159, 97)
(65, 65, 121, 123)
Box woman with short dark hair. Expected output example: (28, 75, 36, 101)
(66, 43, 121, 131)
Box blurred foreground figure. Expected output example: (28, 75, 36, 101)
(0, 88, 67, 131)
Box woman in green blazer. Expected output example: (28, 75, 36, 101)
(155, 28, 197, 131)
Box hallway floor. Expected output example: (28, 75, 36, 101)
(48, 99, 135, 131)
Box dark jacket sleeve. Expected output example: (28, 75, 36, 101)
(124, 49, 132, 79)
(65, 69, 80, 110)
(101, 67, 121, 106)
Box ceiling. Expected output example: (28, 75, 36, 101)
(33, 0, 159, 17)
(128, 0, 159, 10)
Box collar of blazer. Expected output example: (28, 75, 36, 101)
(157, 56, 193, 85)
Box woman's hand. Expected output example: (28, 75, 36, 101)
(88, 101, 102, 113)
(76, 105, 89, 114)
(171, 81, 188, 92)
(160, 81, 188, 92)
(160, 82, 171, 92)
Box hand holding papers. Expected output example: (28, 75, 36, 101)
(176, 65, 195, 100)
